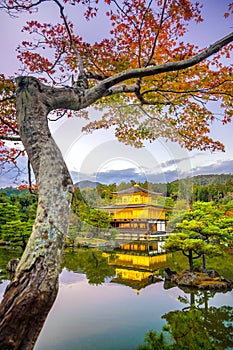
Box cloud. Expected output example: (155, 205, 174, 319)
(72, 168, 145, 185)
(160, 152, 205, 170)
(71, 158, 233, 185)
(1, 155, 233, 188)
(191, 159, 233, 177)
(96, 168, 147, 184)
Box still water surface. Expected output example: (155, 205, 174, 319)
(35, 269, 184, 350)
(34, 271, 232, 350)
(0, 248, 232, 350)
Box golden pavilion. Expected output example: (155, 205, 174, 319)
(101, 184, 171, 240)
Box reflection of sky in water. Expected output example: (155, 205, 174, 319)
(33, 268, 233, 350)
(208, 291, 233, 308)
(59, 268, 86, 286)
(0, 280, 9, 300)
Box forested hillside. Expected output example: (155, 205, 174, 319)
(167, 174, 233, 202)
(2, 173, 233, 205)
(186, 174, 233, 186)
(1, 173, 233, 247)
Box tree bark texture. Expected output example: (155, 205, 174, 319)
(0, 76, 73, 349)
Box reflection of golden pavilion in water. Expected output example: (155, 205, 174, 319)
(101, 184, 171, 240)
(104, 241, 170, 293)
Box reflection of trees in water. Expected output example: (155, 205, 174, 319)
(62, 250, 233, 349)
(0, 248, 115, 349)
(1, 248, 232, 350)
(61, 249, 116, 285)
(138, 290, 233, 350)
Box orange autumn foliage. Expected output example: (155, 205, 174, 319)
(0, 0, 233, 164)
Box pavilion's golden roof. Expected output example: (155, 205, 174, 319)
(112, 185, 162, 196)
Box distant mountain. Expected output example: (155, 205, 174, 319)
(0, 187, 27, 196)
(1, 174, 233, 192)
(74, 174, 233, 191)
(74, 180, 101, 189)
(171, 174, 233, 186)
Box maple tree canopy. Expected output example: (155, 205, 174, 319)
(0, 0, 233, 166)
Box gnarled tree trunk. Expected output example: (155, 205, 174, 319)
(0, 77, 73, 349)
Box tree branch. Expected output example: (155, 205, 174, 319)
(0, 135, 21, 141)
(97, 32, 233, 91)
(85, 71, 106, 81)
(144, 0, 168, 67)
(19, 33, 233, 113)
(141, 78, 233, 96)
(51, 0, 88, 88)
(0, 0, 47, 11)
(105, 83, 138, 95)
(0, 116, 19, 135)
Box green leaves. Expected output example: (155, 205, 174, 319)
(164, 201, 232, 271)
(0, 190, 37, 249)
(1, 219, 33, 250)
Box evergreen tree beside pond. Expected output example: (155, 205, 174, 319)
(0, 190, 37, 249)
(1, 220, 34, 250)
(164, 202, 233, 272)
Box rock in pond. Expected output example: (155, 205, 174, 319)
(167, 269, 232, 291)
(6, 258, 20, 273)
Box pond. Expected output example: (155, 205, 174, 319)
(0, 247, 233, 349)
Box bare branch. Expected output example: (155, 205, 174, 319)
(138, 105, 160, 121)
(0, 0, 47, 16)
(145, 0, 168, 67)
(142, 78, 233, 95)
(0, 135, 21, 141)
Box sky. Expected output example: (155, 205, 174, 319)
(0, 0, 233, 187)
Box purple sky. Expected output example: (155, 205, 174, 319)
(0, 0, 232, 73)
